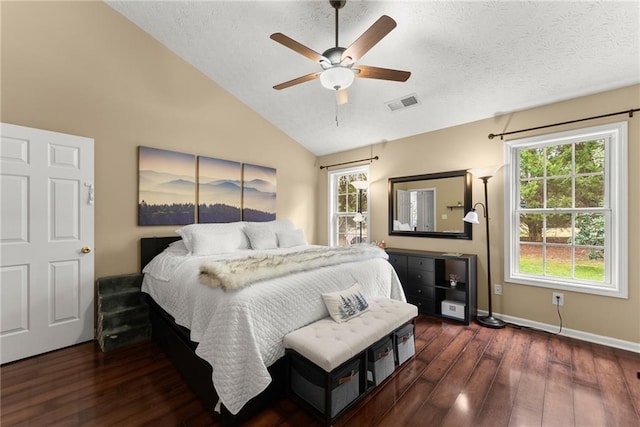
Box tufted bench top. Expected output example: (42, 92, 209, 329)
(283, 297, 418, 372)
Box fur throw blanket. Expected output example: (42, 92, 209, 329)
(199, 245, 388, 290)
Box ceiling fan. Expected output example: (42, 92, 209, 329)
(270, 0, 411, 104)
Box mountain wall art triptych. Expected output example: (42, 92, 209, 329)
(138, 146, 276, 225)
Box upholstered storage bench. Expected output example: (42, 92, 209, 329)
(283, 297, 417, 425)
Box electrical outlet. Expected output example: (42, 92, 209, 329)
(552, 292, 564, 306)
(494, 284, 503, 295)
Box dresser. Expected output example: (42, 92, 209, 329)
(386, 248, 477, 325)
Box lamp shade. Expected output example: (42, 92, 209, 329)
(468, 165, 501, 179)
(351, 180, 368, 190)
(463, 210, 479, 224)
(320, 67, 355, 91)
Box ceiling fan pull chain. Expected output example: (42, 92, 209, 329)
(335, 3, 339, 47)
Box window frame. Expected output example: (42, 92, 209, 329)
(328, 165, 369, 246)
(504, 121, 628, 298)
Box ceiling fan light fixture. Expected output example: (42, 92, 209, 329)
(319, 66, 354, 91)
(271, 1, 410, 98)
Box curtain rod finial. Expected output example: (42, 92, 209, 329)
(488, 133, 496, 140)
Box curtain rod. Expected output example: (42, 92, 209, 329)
(319, 156, 379, 170)
(488, 108, 639, 140)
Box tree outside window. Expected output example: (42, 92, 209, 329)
(518, 139, 606, 282)
(505, 122, 627, 298)
(329, 168, 368, 246)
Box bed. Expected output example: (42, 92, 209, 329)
(140, 220, 405, 423)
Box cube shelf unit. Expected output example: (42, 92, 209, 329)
(386, 248, 477, 324)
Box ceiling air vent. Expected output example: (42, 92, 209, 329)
(385, 94, 420, 112)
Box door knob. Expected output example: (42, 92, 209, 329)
(81, 246, 92, 254)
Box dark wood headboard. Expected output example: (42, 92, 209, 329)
(140, 236, 181, 272)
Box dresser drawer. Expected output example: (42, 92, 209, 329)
(404, 283, 435, 299)
(387, 253, 407, 272)
(407, 269, 435, 287)
(407, 296, 435, 315)
(408, 256, 434, 272)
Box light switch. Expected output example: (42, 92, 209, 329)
(441, 214, 448, 220)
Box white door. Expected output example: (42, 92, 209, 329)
(1, 123, 94, 363)
(396, 189, 411, 226)
(416, 189, 436, 231)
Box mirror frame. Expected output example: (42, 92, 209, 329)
(388, 169, 473, 240)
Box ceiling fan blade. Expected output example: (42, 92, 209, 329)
(341, 15, 396, 63)
(354, 65, 411, 82)
(336, 89, 348, 105)
(273, 72, 321, 90)
(270, 33, 327, 63)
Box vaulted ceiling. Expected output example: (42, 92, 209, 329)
(107, 1, 640, 156)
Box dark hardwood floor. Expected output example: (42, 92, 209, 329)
(2, 316, 639, 426)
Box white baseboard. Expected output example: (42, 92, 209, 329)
(477, 310, 640, 354)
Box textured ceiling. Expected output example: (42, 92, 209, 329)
(107, 1, 640, 156)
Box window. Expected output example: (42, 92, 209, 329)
(328, 166, 369, 246)
(504, 122, 627, 298)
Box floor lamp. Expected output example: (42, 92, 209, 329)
(464, 167, 506, 329)
(351, 180, 368, 243)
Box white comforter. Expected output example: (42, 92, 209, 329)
(142, 245, 405, 415)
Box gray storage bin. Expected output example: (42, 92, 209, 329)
(394, 323, 415, 366)
(290, 353, 361, 418)
(367, 336, 395, 386)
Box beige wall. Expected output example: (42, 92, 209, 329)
(317, 85, 640, 344)
(1, 1, 318, 278)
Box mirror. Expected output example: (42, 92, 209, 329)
(388, 170, 472, 239)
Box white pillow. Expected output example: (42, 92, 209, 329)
(322, 283, 370, 323)
(277, 229, 307, 248)
(244, 224, 278, 250)
(393, 220, 412, 231)
(191, 231, 242, 256)
(176, 222, 249, 253)
(165, 240, 188, 254)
